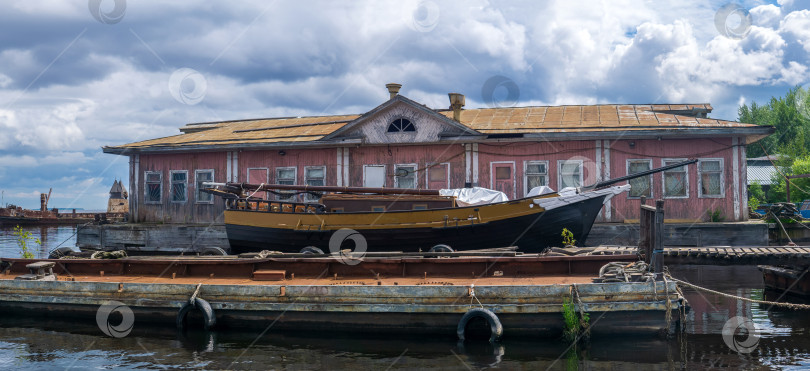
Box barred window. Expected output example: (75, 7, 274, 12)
(170, 171, 188, 203)
(627, 160, 652, 198)
(699, 159, 724, 197)
(663, 159, 688, 198)
(145, 172, 162, 204)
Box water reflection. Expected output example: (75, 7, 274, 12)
(0, 225, 78, 259)
(0, 265, 807, 369)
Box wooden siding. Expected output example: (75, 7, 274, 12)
(609, 138, 740, 222)
(347, 144, 467, 188)
(135, 152, 226, 224)
(130, 137, 744, 224)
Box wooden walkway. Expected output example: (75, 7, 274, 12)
(588, 246, 810, 266)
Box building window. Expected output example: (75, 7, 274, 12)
(372, 206, 386, 212)
(276, 167, 297, 201)
(524, 161, 548, 196)
(626, 160, 652, 198)
(558, 160, 583, 189)
(195, 170, 214, 204)
(663, 159, 689, 198)
(395, 164, 417, 189)
(387, 118, 415, 133)
(699, 159, 724, 198)
(144, 172, 162, 204)
(170, 171, 188, 203)
(304, 166, 326, 202)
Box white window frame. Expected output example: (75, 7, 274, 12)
(523, 160, 549, 197)
(144, 171, 162, 204)
(425, 162, 450, 189)
(625, 159, 653, 199)
(169, 170, 188, 204)
(557, 159, 584, 190)
(246, 167, 269, 184)
(363, 164, 386, 188)
(195, 169, 215, 204)
(698, 158, 725, 198)
(490, 161, 516, 199)
(394, 163, 418, 189)
(304, 166, 326, 202)
(661, 158, 690, 199)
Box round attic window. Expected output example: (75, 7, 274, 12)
(387, 118, 415, 133)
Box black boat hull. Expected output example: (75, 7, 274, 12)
(226, 194, 608, 254)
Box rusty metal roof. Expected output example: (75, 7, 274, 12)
(436, 104, 748, 133)
(115, 115, 359, 149)
(104, 103, 765, 153)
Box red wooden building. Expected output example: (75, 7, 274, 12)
(103, 84, 773, 224)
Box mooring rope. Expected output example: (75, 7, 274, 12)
(189, 283, 203, 305)
(663, 272, 810, 310)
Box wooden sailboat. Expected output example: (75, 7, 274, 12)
(205, 160, 696, 254)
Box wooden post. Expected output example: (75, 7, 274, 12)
(639, 203, 655, 264)
(653, 200, 665, 275)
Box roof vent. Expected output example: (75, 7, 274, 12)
(385, 83, 402, 99)
(448, 93, 465, 121)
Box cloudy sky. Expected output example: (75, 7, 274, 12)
(0, 0, 807, 209)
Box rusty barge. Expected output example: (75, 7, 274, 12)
(0, 252, 686, 340)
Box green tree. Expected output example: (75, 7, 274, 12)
(740, 86, 810, 158)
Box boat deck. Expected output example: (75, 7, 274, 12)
(0, 272, 596, 286)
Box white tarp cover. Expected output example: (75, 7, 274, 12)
(526, 186, 556, 197)
(439, 187, 509, 206)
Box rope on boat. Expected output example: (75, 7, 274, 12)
(189, 283, 202, 305)
(469, 284, 484, 309)
(663, 272, 810, 310)
(245, 183, 265, 199)
(597, 261, 655, 283)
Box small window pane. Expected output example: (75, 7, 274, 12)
(147, 183, 161, 202)
(702, 173, 721, 195)
(495, 167, 511, 179)
(701, 160, 721, 172)
(146, 173, 161, 182)
(429, 166, 446, 182)
(527, 175, 546, 189)
(306, 168, 324, 179)
(172, 172, 186, 182)
(527, 164, 546, 174)
(278, 169, 295, 180)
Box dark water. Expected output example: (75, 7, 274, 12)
(0, 225, 79, 259)
(0, 228, 808, 369)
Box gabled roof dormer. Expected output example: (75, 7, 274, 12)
(322, 88, 482, 145)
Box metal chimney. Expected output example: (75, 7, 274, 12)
(385, 83, 402, 99)
(448, 93, 465, 121)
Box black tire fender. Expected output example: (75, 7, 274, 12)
(49, 247, 76, 259)
(429, 244, 454, 253)
(457, 308, 503, 343)
(177, 298, 216, 330)
(300, 246, 324, 255)
(199, 246, 227, 256)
